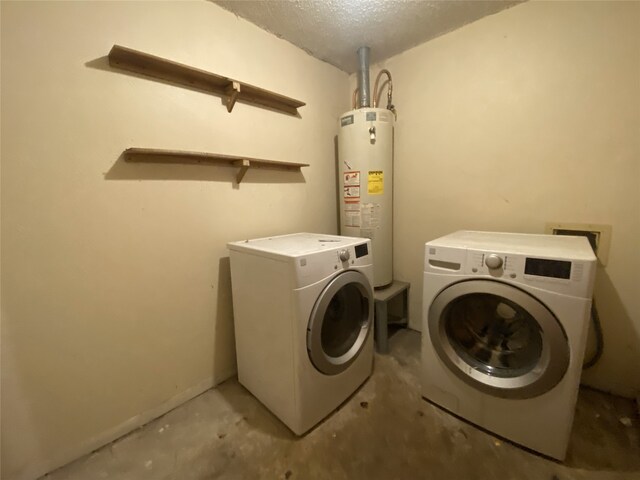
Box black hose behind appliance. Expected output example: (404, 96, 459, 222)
(583, 299, 604, 369)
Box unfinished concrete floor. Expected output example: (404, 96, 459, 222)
(43, 329, 640, 480)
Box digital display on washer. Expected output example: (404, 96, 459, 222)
(524, 258, 571, 279)
(355, 243, 368, 258)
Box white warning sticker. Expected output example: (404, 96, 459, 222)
(343, 171, 360, 186)
(344, 186, 360, 199)
(344, 211, 360, 227)
(344, 200, 360, 227)
(361, 203, 381, 229)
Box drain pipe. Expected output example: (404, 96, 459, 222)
(357, 46, 371, 109)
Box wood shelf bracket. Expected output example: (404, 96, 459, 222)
(234, 159, 251, 183)
(226, 81, 241, 113)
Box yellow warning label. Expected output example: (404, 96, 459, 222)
(368, 171, 384, 195)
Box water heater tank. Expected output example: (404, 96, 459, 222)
(338, 107, 394, 287)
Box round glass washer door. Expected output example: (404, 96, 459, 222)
(307, 270, 373, 375)
(428, 279, 570, 399)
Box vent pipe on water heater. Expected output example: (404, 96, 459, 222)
(357, 46, 370, 108)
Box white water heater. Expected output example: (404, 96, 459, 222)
(338, 107, 395, 287)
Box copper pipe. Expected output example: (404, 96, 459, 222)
(373, 69, 393, 108)
(375, 79, 390, 106)
(352, 87, 359, 110)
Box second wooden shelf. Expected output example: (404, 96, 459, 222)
(124, 148, 309, 184)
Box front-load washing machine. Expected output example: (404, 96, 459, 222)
(422, 231, 596, 460)
(228, 232, 374, 434)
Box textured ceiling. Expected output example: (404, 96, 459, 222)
(214, 0, 522, 73)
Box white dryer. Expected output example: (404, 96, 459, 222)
(228, 233, 374, 435)
(422, 231, 596, 460)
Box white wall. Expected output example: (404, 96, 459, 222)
(373, 1, 639, 397)
(0, 2, 348, 479)
(3, 1, 639, 478)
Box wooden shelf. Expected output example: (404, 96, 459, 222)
(108, 45, 305, 116)
(124, 148, 309, 184)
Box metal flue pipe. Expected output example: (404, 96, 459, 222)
(357, 46, 371, 108)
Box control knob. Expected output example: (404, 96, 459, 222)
(485, 254, 503, 270)
(339, 249, 350, 262)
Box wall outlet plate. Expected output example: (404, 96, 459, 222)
(545, 222, 612, 266)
